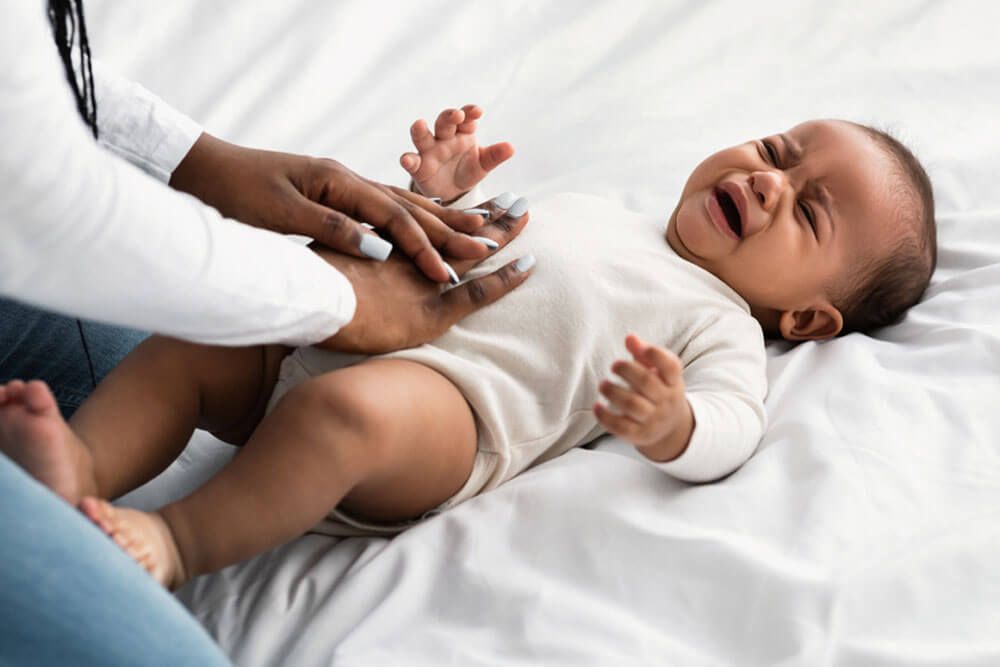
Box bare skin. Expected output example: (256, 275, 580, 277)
(0, 103, 512, 590)
(0, 379, 90, 503)
(0, 340, 477, 589)
(0, 193, 528, 589)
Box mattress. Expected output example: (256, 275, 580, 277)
(92, 1, 1000, 664)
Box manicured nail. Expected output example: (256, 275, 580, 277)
(429, 197, 442, 204)
(360, 222, 375, 230)
(506, 197, 529, 219)
(444, 262, 460, 285)
(359, 234, 392, 261)
(491, 192, 517, 209)
(471, 236, 499, 250)
(514, 254, 536, 272)
(463, 207, 491, 219)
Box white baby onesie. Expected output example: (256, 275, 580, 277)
(269, 191, 768, 535)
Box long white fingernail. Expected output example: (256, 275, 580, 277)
(360, 222, 375, 230)
(506, 197, 529, 218)
(471, 236, 499, 250)
(429, 197, 443, 204)
(514, 254, 536, 272)
(491, 192, 517, 209)
(444, 262, 460, 285)
(463, 207, 491, 219)
(359, 234, 392, 261)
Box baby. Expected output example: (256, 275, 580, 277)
(0, 106, 936, 589)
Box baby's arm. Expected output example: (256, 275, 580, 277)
(595, 329, 767, 483)
(400, 105, 514, 203)
(594, 334, 695, 463)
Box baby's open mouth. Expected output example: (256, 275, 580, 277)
(714, 187, 743, 238)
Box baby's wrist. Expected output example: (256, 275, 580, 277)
(409, 179, 469, 206)
(633, 400, 695, 463)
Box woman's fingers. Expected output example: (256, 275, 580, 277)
(389, 186, 486, 234)
(438, 256, 535, 326)
(385, 189, 532, 275)
(389, 194, 493, 261)
(305, 183, 449, 282)
(448, 194, 531, 275)
(301, 200, 394, 263)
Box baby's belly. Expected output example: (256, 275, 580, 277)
(384, 194, 671, 452)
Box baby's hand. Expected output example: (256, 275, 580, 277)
(594, 334, 695, 462)
(400, 105, 514, 203)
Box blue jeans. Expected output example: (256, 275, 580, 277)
(0, 297, 149, 418)
(0, 298, 230, 666)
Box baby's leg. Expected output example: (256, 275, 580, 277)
(0, 336, 286, 504)
(71, 337, 289, 499)
(84, 359, 476, 588)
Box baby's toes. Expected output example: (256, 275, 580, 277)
(4, 380, 26, 402)
(79, 496, 114, 535)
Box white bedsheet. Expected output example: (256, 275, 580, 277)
(92, 1, 1000, 664)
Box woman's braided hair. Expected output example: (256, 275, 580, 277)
(48, 0, 97, 138)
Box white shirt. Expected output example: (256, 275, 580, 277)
(0, 1, 355, 346)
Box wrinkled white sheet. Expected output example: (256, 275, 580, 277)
(92, 1, 1000, 664)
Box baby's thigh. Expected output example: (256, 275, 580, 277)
(301, 358, 477, 523)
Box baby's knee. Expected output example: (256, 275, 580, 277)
(283, 374, 392, 460)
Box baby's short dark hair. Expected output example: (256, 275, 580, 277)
(832, 124, 937, 335)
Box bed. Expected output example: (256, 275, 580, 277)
(90, 1, 1000, 664)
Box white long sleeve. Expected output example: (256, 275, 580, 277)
(92, 59, 204, 183)
(0, 1, 355, 347)
(653, 309, 768, 482)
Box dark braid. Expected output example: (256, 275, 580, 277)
(47, 0, 97, 139)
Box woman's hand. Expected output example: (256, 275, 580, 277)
(400, 104, 514, 203)
(169, 133, 494, 283)
(313, 194, 533, 355)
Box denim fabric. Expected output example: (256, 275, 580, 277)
(0, 297, 148, 418)
(0, 455, 231, 666)
(0, 298, 229, 665)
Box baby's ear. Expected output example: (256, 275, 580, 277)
(778, 305, 843, 341)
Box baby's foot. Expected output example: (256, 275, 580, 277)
(79, 497, 188, 590)
(0, 379, 94, 504)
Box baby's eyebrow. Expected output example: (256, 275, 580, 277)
(779, 133, 803, 162)
(816, 183, 835, 237)
(782, 133, 836, 236)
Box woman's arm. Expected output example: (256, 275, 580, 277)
(91, 59, 203, 184)
(0, 3, 352, 347)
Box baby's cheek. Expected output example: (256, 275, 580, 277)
(672, 194, 721, 262)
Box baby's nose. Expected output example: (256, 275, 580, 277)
(749, 170, 787, 212)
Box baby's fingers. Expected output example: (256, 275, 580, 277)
(479, 142, 515, 173)
(626, 334, 683, 386)
(434, 108, 463, 141)
(410, 119, 435, 152)
(599, 380, 654, 422)
(458, 104, 483, 133)
(594, 402, 641, 441)
(612, 359, 666, 402)
(400, 152, 421, 175)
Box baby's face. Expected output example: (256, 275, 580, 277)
(666, 120, 901, 340)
